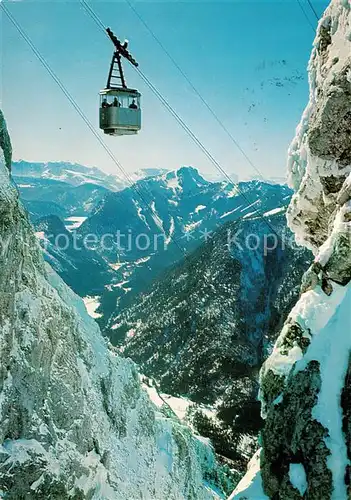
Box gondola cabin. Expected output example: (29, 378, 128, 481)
(100, 88, 141, 136)
(99, 28, 141, 137)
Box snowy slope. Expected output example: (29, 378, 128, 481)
(231, 1, 351, 498)
(0, 112, 235, 497)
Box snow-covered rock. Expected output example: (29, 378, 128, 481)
(12, 160, 127, 191)
(232, 1, 351, 498)
(228, 450, 268, 500)
(287, 0, 351, 253)
(0, 110, 232, 497)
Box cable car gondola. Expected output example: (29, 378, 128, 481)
(100, 28, 141, 136)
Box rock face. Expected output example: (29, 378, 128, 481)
(34, 215, 117, 297)
(0, 111, 232, 498)
(231, 1, 351, 499)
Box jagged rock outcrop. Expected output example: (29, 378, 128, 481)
(0, 110, 12, 173)
(231, 1, 351, 498)
(0, 111, 233, 498)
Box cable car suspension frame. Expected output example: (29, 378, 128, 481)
(100, 28, 141, 136)
(105, 27, 138, 89)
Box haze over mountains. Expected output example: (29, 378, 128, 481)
(13, 160, 169, 191)
(12, 160, 169, 219)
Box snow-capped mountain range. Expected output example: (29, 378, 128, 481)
(74, 168, 292, 335)
(29, 165, 294, 334)
(13, 160, 168, 191)
(78, 166, 292, 261)
(12, 160, 168, 219)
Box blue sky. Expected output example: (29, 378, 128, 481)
(1, 0, 329, 179)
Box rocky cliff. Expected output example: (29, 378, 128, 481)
(0, 110, 232, 498)
(231, 1, 351, 498)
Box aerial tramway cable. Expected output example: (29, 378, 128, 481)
(306, 0, 320, 21)
(296, 0, 319, 32)
(79, 0, 290, 246)
(0, 2, 189, 259)
(1, 0, 300, 347)
(2, 0, 292, 252)
(123, 0, 265, 182)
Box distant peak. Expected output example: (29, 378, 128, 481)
(175, 166, 208, 186)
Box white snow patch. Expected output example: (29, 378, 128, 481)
(168, 199, 178, 206)
(126, 328, 136, 339)
(83, 296, 102, 319)
(165, 171, 182, 193)
(220, 205, 243, 219)
(143, 384, 192, 420)
(135, 256, 151, 265)
(240, 199, 260, 212)
(165, 216, 175, 246)
(229, 449, 268, 499)
(162, 395, 192, 420)
(243, 210, 258, 219)
(64, 217, 87, 231)
(226, 185, 239, 198)
(183, 221, 201, 232)
(150, 201, 164, 231)
(135, 201, 150, 229)
(109, 280, 131, 293)
(195, 205, 206, 214)
(264, 283, 348, 379)
(35, 231, 46, 241)
(109, 262, 125, 271)
(264, 207, 285, 217)
(289, 463, 307, 496)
